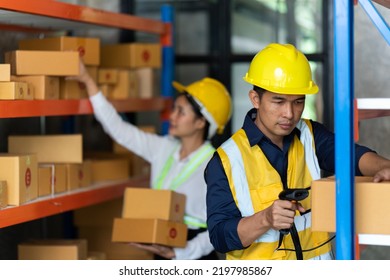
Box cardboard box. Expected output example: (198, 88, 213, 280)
(65, 161, 92, 190)
(135, 67, 159, 98)
(99, 84, 114, 97)
(60, 66, 98, 99)
(312, 176, 390, 234)
(5, 50, 80, 76)
(8, 134, 83, 164)
(110, 69, 138, 99)
(0, 180, 8, 209)
(18, 239, 88, 260)
(90, 158, 130, 182)
(98, 68, 119, 85)
(40, 163, 67, 194)
(122, 188, 186, 223)
(38, 166, 52, 197)
(11, 75, 60, 100)
(0, 154, 38, 206)
(19, 36, 100, 66)
(112, 218, 187, 248)
(0, 81, 27, 100)
(0, 64, 11, 81)
(100, 43, 161, 68)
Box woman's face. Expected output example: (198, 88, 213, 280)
(168, 95, 205, 139)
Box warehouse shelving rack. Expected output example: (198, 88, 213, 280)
(334, 0, 390, 260)
(0, 1, 174, 228)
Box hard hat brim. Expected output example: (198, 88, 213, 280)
(172, 81, 187, 93)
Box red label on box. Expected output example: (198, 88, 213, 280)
(142, 50, 150, 62)
(25, 168, 31, 187)
(78, 46, 86, 57)
(169, 228, 177, 239)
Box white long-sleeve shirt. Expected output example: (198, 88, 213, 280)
(89, 92, 215, 259)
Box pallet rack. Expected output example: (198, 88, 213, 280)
(0, 0, 174, 228)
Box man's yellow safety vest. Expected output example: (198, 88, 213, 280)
(217, 119, 331, 260)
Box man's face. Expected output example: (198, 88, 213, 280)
(251, 90, 306, 146)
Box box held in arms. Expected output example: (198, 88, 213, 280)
(122, 187, 186, 223)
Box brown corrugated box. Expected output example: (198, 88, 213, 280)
(65, 161, 92, 190)
(11, 75, 60, 100)
(110, 69, 138, 99)
(38, 166, 52, 197)
(0, 81, 27, 100)
(98, 68, 119, 85)
(60, 66, 98, 99)
(100, 43, 161, 68)
(18, 239, 88, 260)
(5, 50, 80, 76)
(136, 67, 159, 98)
(8, 134, 83, 164)
(19, 36, 100, 66)
(112, 218, 187, 248)
(44, 163, 67, 194)
(122, 187, 186, 223)
(312, 176, 390, 234)
(89, 158, 130, 183)
(0, 154, 38, 206)
(0, 64, 11, 81)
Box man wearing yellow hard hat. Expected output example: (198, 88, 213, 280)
(205, 43, 390, 260)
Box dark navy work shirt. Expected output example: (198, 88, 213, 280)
(205, 108, 374, 253)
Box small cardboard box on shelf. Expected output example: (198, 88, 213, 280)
(0, 153, 38, 206)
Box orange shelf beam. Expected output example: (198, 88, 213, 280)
(0, 0, 168, 35)
(0, 176, 149, 229)
(0, 97, 168, 118)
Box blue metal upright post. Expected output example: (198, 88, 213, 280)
(161, 5, 174, 135)
(334, 0, 356, 259)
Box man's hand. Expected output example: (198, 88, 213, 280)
(373, 168, 390, 182)
(266, 199, 305, 231)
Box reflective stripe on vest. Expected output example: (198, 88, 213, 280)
(184, 215, 207, 228)
(153, 143, 214, 228)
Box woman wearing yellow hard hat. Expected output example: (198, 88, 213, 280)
(205, 43, 390, 260)
(68, 61, 232, 260)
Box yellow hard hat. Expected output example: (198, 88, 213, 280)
(243, 43, 318, 95)
(172, 77, 232, 138)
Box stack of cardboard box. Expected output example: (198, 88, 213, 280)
(112, 187, 188, 248)
(99, 42, 161, 99)
(16, 36, 100, 99)
(3, 134, 87, 203)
